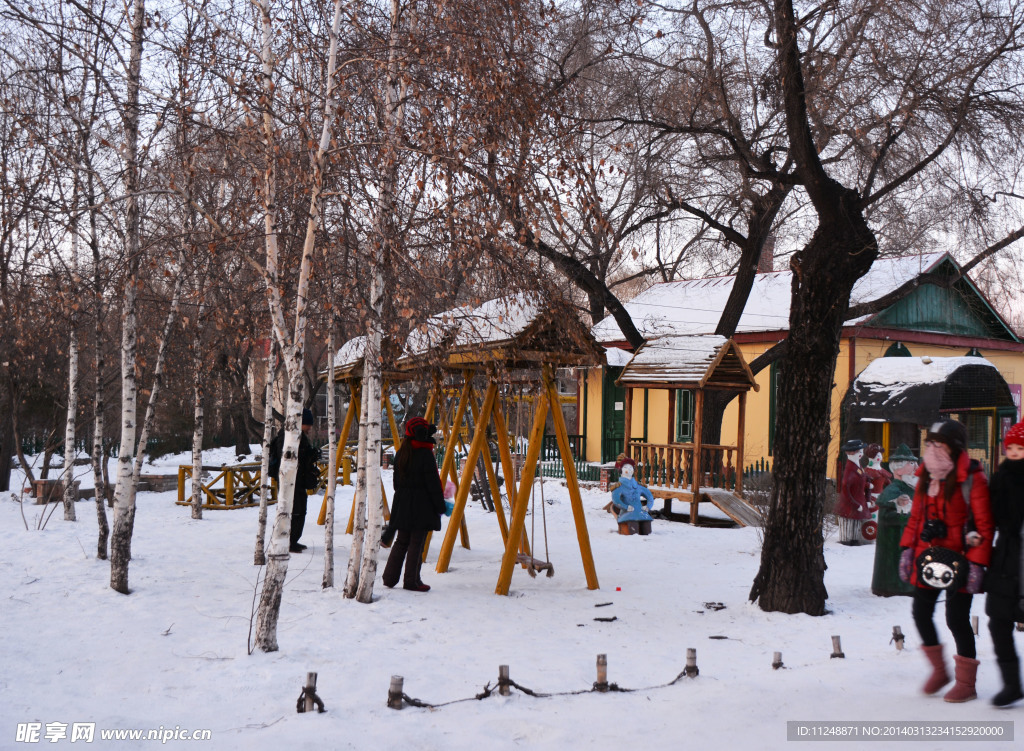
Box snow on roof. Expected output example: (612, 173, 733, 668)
(619, 335, 729, 384)
(332, 336, 366, 370)
(404, 293, 542, 356)
(853, 355, 996, 388)
(604, 346, 633, 367)
(592, 252, 948, 343)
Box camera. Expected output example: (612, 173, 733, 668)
(920, 518, 947, 543)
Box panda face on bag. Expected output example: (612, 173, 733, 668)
(921, 562, 956, 588)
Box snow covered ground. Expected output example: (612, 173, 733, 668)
(1, 448, 1019, 750)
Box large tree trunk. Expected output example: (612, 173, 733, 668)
(748, 0, 878, 615)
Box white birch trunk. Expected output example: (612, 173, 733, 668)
(108, 0, 145, 595)
(322, 326, 337, 588)
(253, 0, 345, 650)
(343, 383, 370, 597)
(255, 339, 276, 565)
(63, 330, 79, 521)
(90, 211, 108, 559)
(190, 348, 205, 520)
(354, 0, 408, 603)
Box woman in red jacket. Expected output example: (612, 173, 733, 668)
(899, 420, 994, 702)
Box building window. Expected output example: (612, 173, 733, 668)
(675, 389, 695, 442)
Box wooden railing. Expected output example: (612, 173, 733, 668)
(177, 462, 277, 509)
(626, 441, 742, 496)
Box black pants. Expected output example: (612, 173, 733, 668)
(912, 586, 975, 658)
(290, 489, 308, 546)
(382, 529, 428, 588)
(989, 617, 1020, 664)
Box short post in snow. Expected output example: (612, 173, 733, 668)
(594, 654, 609, 692)
(498, 665, 511, 696)
(685, 648, 699, 678)
(772, 652, 784, 670)
(891, 626, 905, 651)
(304, 673, 317, 713)
(971, 615, 979, 636)
(830, 636, 845, 659)
(387, 675, 405, 710)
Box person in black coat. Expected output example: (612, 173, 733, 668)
(985, 421, 1024, 707)
(381, 416, 446, 592)
(268, 408, 320, 553)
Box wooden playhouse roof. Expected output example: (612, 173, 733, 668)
(616, 335, 759, 391)
(396, 293, 603, 371)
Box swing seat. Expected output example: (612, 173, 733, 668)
(515, 553, 554, 578)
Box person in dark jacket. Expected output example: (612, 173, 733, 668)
(898, 419, 994, 703)
(268, 408, 320, 553)
(381, 416, 446, 592)
(985, 420, 1024, 706)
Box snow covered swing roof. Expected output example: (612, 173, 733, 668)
(397, 293, 603, 371)
(842, 355, 1015, 426)
(616, 335, 759, 391)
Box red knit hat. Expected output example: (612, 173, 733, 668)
(614, 453, 635, 471)
(1005, 421, 1024, 449)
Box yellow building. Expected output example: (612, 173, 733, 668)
(581, 253, 1023, 478)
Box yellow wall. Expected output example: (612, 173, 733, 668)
(582, 340, 1024, 478)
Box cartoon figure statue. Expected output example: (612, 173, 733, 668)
(863, 442, 892, 501)
(611, 455, 655, 535)
(836, 438, 873, 545)
(871, 444, 918, 596)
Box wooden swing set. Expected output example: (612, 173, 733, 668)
(330, 295, 603, 594)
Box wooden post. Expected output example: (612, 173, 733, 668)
(177, 465, 187, 504)
(691, 389, 704, 524)
(685, 648, 699, 677)
(438, 374, 474, 499)
(436, 381, 498, 573)
(469, 389, 510, 544)
(971, 615, 979, 636)
(544, 365, 598, 590)
(498, 665, 511, 696)
(892, 625, 904, 651)
(735, 390, 746, 496)
(623, 386, 633, 458)
(830, 635, 845, 658)
(334, 379, 359, 479)
(387, 675, 404, 709)
(225, 468, 235, 507)
(667, 388, 676, 443)
(772, 652, 784, 670)
(496, 390, 549, 595)
(383, 380, 402, 455)
(595, 654, 608, 691)
(304, 672, 318, 713)
(493, 396, 531, 561)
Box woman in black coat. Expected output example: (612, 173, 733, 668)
(985, 421, 1024, 706)
(381, 417, 446, 592)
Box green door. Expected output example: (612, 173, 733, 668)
(602, 367, 626, 462)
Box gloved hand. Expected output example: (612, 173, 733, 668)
(898, 548, 914, 584)
(965, 562, 985, 594)
(444, 500, 454, 517)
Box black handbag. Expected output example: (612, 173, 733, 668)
(916, 546, 970, 590)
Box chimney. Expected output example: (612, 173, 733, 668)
(757, 234, 776, 273)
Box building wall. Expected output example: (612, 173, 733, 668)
(584, 340, 1024, 478)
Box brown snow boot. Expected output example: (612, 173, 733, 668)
(943, 655, 979, 703)
(921, 644, 951, 695)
